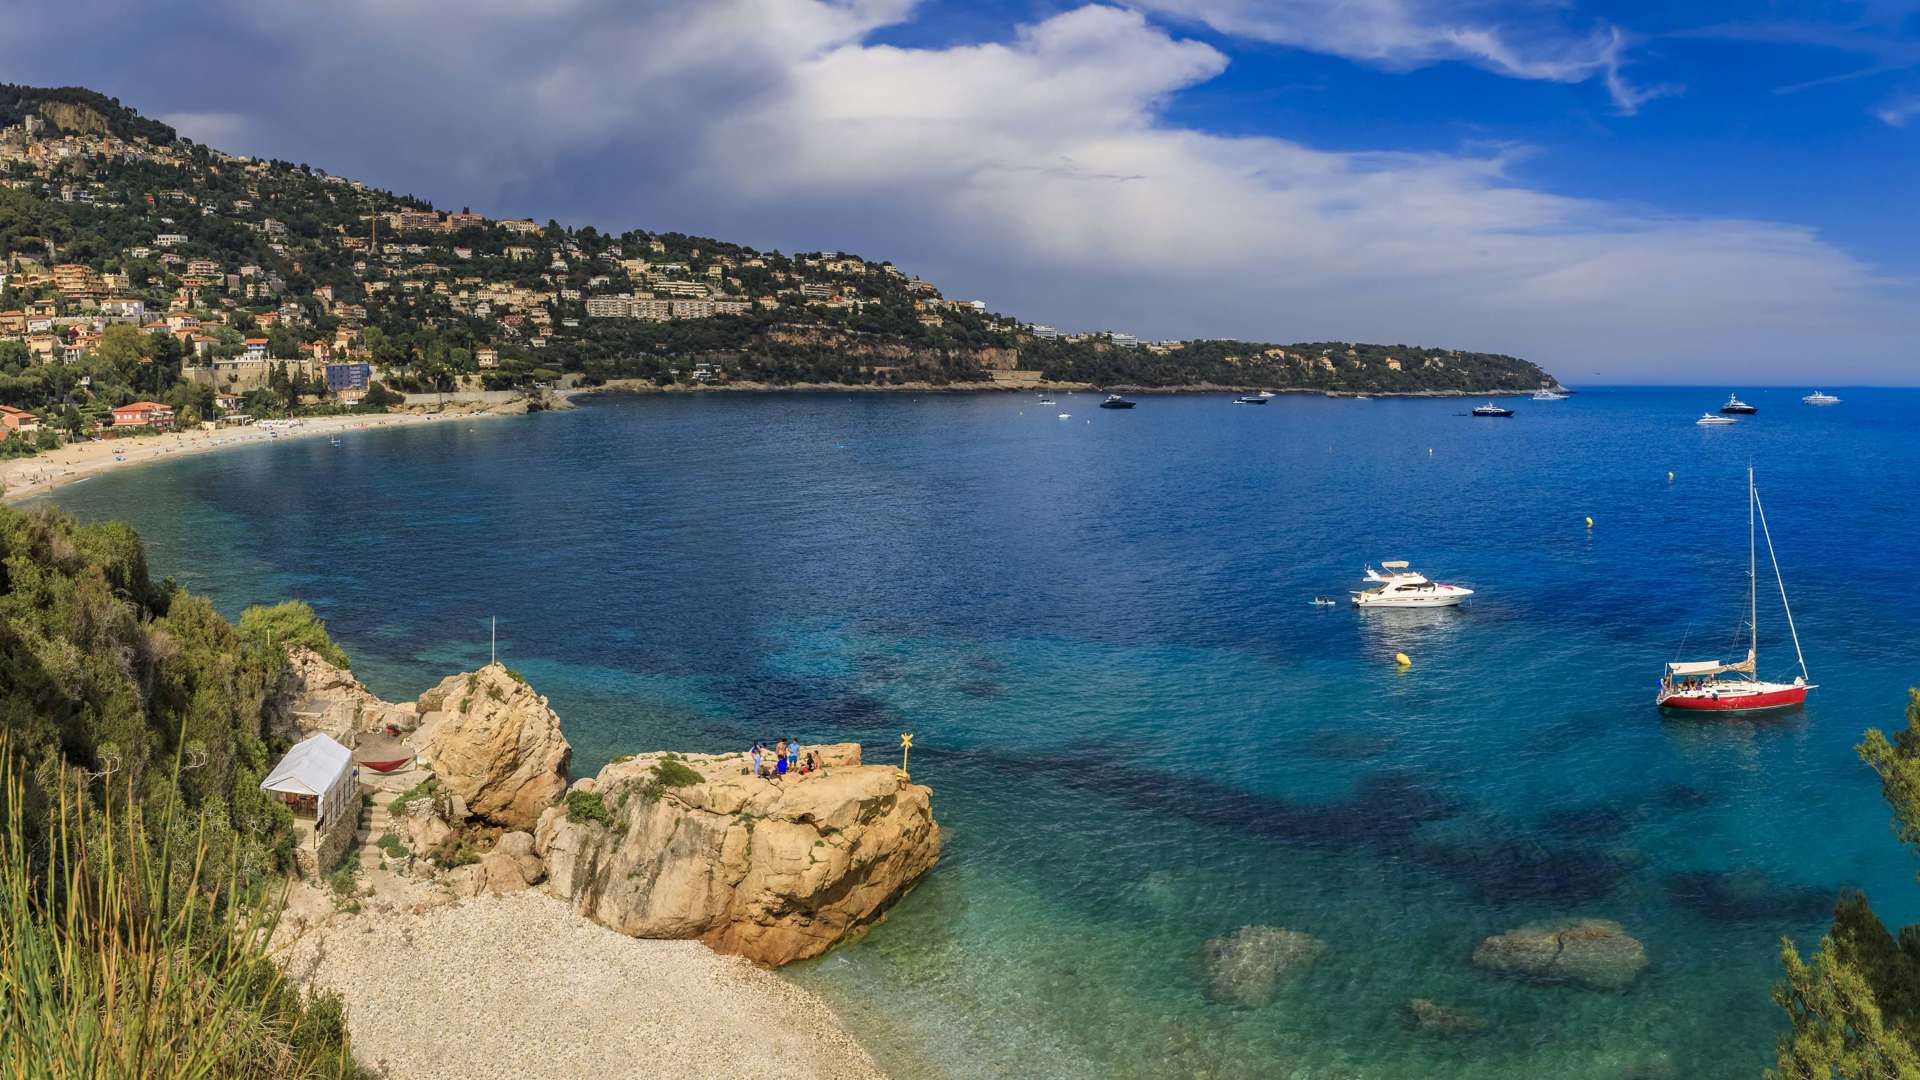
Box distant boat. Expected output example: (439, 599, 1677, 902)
(1256, 390, 1276, 398)
(1656, 467, 1813, 713)
(1037, 395, 1056, 405)
(1696, 414, 1739, 426)
(1099, 395, 1136, 410)
(1719, 392, 1757, 415)
(1234, 396, 1268, 405)
(1057, 412, 1071, 420)
(1532, 388, 1569, 401)
(1802, 391, 1840, 405)
(1309, 596, 1339, 607)
(1471, 403, 1514, 417)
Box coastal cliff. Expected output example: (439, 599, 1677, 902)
(536, 746, 941, 966)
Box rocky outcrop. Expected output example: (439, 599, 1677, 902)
(273, 643, 415, 743)
(535, 745, 939, 967)
(1199, 925, 1324, 1007)
(416, 664, 571, 831)
(1471, 919, 1647, 990)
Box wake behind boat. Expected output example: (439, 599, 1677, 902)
(1351, 562, 1474, 608)
(1656, 468, 1814, 713)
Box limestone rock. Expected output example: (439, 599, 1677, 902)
(443, 863, 486, 898)
(1405, 998, 1488, 1037)
(1472, 919, 1648, 990)
(416, 664, 571, 831)
(535, 745, 939, 967)
(274, 643, 415, 742)
(1199, 925, 1324, 1007)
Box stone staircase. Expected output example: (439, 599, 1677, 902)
(352, 761, 431, 873)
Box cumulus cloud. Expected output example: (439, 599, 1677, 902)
(0, 0, 1908, 380)
(1128, 0, 1680, 114)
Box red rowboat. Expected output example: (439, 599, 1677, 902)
(1657, 467, 1814, 714)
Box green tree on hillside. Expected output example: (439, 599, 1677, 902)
(1774, 691, 1920, 1077)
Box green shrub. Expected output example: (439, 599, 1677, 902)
(565, 789, 615, 827)
(237, 599, 350, 668)
(376, 833, 409, 858)
(653, 758, 703, 788)
(388, 776, 439, 815)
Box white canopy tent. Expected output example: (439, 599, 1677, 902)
(260, 733, 356, 831)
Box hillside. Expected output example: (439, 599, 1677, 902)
(0, 83, 1555, 426)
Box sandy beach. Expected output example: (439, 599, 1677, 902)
(281, 890, 887, 1080)
(0, 408, 509, 505)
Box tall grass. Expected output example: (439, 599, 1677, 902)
(0, 740, 368, 1079)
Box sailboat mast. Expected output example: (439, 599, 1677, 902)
(1748, 466, 1757, 665)
(1753, 484, 1811, 681)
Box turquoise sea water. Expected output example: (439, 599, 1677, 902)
(39, 387, 1920, 1078)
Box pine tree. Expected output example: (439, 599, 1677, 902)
(1774, 691, 1920, 1079)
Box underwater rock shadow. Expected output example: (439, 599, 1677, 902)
(1664, 869, 1837, 926)
(919, 744, 1642, 909)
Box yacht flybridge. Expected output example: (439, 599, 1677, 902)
(1656, 468, 1814, 713)
(1351, 562, 1474, 608)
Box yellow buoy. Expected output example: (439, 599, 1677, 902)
(1394, 652, 1412, 667)
(1585, 516, 1594, 528)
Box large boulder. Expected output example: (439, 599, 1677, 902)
(1471, 918, 1648, 990)
(273, 643, 415, 742)
(535, 744, 940, 967)
(416, 664, 571, 831)
(1199, 925, 1324, 1007)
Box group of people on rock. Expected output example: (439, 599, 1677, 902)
(747, 739, 820, 780)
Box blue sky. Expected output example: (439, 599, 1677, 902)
(3, 0, 1917, 382)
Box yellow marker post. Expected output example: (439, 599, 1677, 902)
(899, 732, 914, 780)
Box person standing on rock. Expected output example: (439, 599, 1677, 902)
(787, 740, 799, 774)
(751, 741, 763, 777)
(774, 739, 789, 776)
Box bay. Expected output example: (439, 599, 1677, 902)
(41, 386, 1920, 1078)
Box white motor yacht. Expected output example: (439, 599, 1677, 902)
(1696, 413, 1738, 426)
(1351, 562, 1474, 608)
(1802, 391, 1840, 405)
(1532, 388, 1569, 401)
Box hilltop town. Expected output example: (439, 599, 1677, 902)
(0, 84, 1554, 442)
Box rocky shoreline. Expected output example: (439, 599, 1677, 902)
(268, 649, 939, 1079)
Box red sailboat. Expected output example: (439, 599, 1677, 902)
(1657, 467, 1814, 713)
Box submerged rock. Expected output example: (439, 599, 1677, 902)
(416, 663, 571, 831)
(1471, 918, 1647, 990)
(1199, 925, 1324, 1007)
(536, 744, 940, 967)
(1405, 998, 1489, 1037)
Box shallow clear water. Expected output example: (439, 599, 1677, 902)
(41, 387, 1920, 1078)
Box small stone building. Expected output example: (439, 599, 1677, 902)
(261, 733, 360, 875)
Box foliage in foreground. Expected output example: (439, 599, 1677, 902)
(0, 742, 369, 1078)
(1774, 690, 1920, 1078)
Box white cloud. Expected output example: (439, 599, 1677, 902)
(1128, 0, 1679, 114)
(1874, 96, 1920, 126)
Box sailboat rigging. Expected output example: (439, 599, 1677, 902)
(1656, 467, 1814, 713)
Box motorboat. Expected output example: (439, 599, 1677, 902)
(1351, 562, 1474, 608)
(1656, 468, 1814, 713)
(1037, 396, 1056, 406)
(1719, 392, 1757, 415)
(1256, 390, 1276, 398)
(1234, 396, 1268, 405)
(1696, 413, 1738, 426)
(1309, 597, 1339, 607)
(1471, 403, 1514, 417)
(1532, 388, 1569, 401)
(1802, 391, 1840, 405)
(1057, 412, 1071, 420)
(1099, 394, 1136, 409)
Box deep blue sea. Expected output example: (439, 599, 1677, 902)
(39, 387, 1920, 1078)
